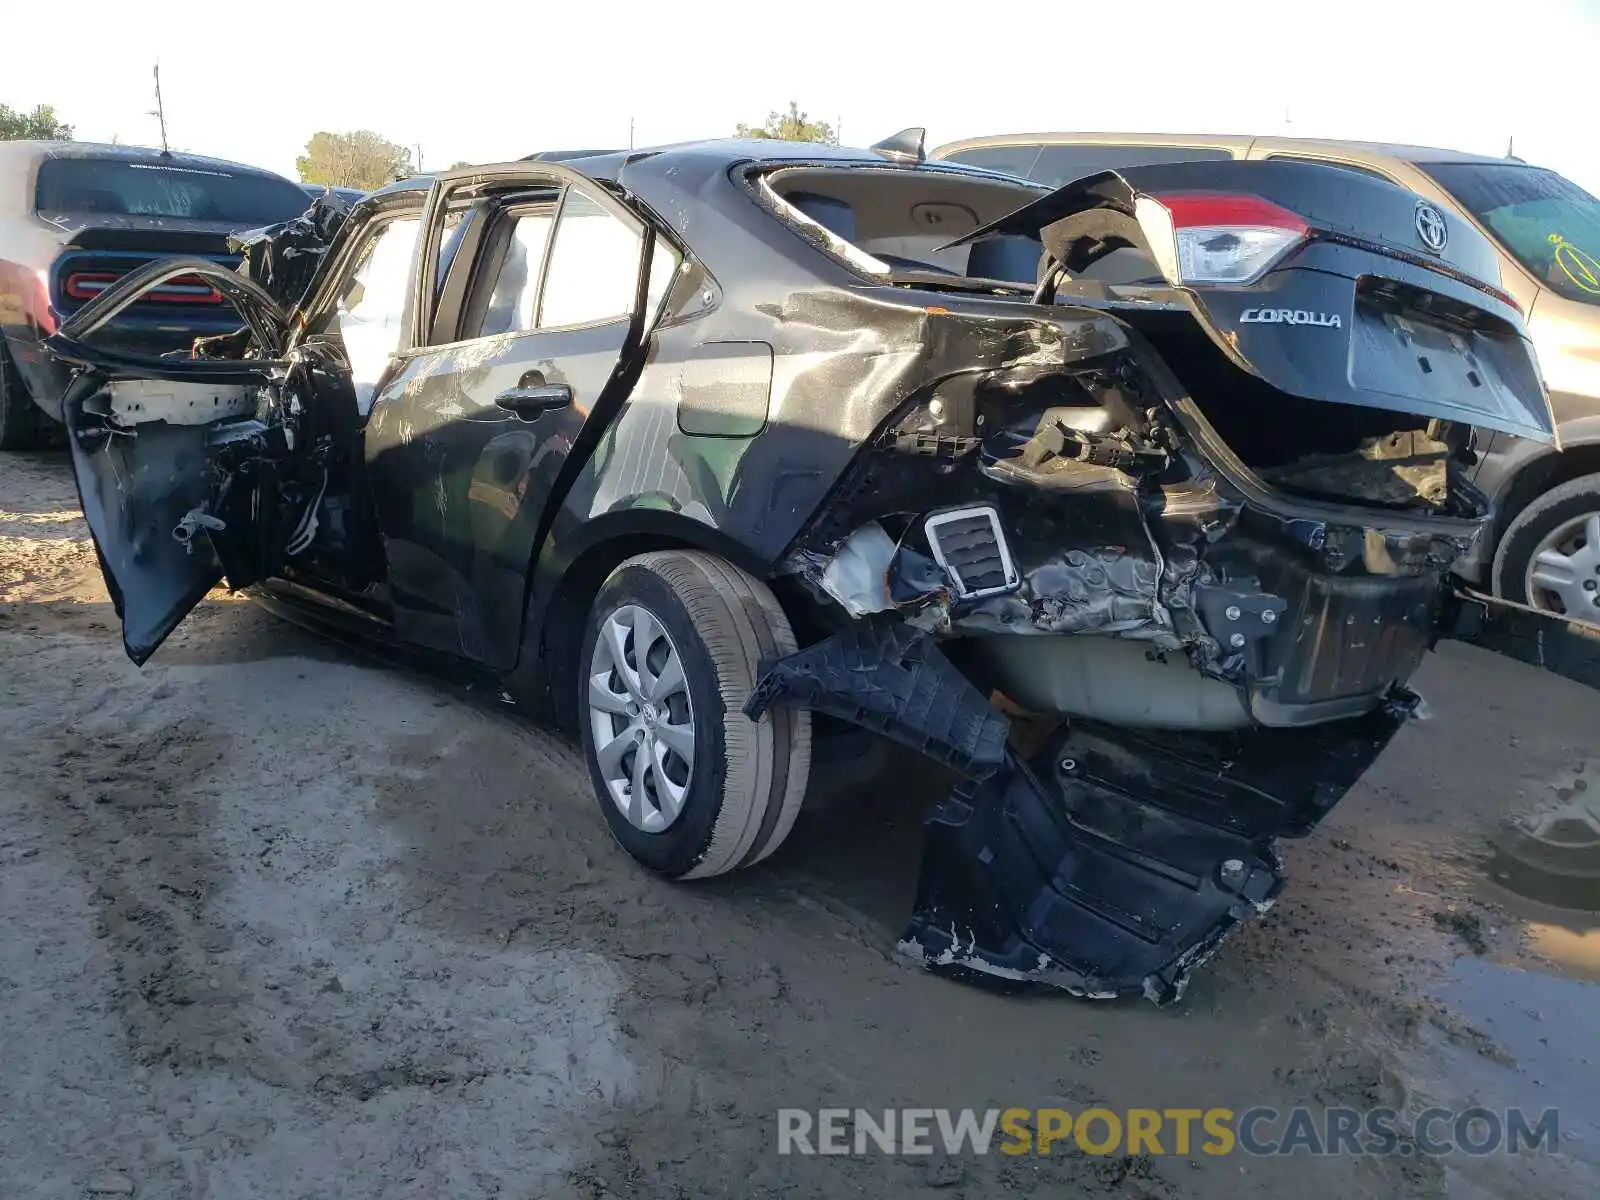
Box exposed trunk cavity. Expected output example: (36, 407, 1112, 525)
(1125, 311, 1470, 513)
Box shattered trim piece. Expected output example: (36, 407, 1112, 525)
(743, 612, 1009, 778)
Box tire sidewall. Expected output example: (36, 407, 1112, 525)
(1494, 477, 1600, 612)
(0, 342, 43, 450)
(577, 562, 731, 876)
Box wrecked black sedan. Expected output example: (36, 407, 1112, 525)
(44, 136, 1556, 1003)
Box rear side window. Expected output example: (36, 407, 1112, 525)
(34, 158, 309, 225)
(1263, 154, 1393, 183)
(1028, 144, 1231, 188)
(539, 187, 643, 328)
(1425, 162, 1600, 307)
(455, 182, 681, 343)
(942, 145, 1046, 180)
(477, 206, 556, 337)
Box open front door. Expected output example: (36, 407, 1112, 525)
(44, 259, 292, 663)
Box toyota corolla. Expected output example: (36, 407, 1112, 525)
(42, 133, 1559, 1002)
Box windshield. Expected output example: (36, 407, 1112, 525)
(1424, 162, 1600, 307)
(35, 158, 311, 227)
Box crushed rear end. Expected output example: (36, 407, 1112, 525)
(745, 160, 1555, 1002)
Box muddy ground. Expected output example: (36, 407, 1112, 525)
(2, 446, 1597, 1199)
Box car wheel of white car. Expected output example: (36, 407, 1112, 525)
(578, 550, 811, 879)
(1493, 473, 1600, 627)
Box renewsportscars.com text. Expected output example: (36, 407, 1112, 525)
(776, 1106, 1559, 1158)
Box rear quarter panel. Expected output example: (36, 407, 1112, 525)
(0, 216, 75, 413)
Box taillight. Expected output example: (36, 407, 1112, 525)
(64, 271, 224, 305)
(1134, 192, 1308, 286)
(64, 272, 117, 300)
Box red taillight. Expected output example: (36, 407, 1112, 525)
(1157, 192, 1308, 233)
(1135, 192, 1309, 286)
(64, 271, 116, 300)
(64, 271, 224, 305)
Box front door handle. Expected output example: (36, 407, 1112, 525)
(494, 383, 572, 418)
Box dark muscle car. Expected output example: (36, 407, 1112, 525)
(0, 140, 310, 448)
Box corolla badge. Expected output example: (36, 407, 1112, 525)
(1415, 201, 1449, 253)
(1239, 308, 1343, 327)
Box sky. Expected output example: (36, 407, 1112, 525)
(8, 0, 1600, 194)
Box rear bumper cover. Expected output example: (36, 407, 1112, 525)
(746, 616, 1419, 1003)
(900, 699, 1416, 1002)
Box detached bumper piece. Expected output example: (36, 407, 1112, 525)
(747, 613, 1419, 1004)
(900, 698, 1418, 1004)
(900, 749, 1284, 1004)
(743, 612, 1009, 777)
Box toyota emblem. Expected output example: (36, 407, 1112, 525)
(1415, 202, 1449, 254)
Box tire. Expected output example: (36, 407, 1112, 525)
(0, 340, 48, 451)
(1492, 473, 1600, 624)
(577, 550, 811, 879)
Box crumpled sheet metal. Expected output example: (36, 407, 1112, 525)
(807, 521, 955, 631)
(229, 189, 352, 311)
(962, 546, 1166, 636)
(817, 522, 896, 616)
(806, 524, 1170, 643)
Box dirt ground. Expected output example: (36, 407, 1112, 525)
(2, 446, 1598, 1200)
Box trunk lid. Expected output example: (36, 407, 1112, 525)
(946, 159, 1557, 444)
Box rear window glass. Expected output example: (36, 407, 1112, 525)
(1425, 162, 1600, 307)
(35, 158, 310, 226)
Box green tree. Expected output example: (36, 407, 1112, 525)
(448, 160, 473, 171)
(735, 101, 836, 144)
(295, 131, 413, 190)
(0, 103, 73, 141)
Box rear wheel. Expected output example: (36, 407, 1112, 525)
(0, 341, 48, 451)
(578, 550, 811, 879)
(1493, 473, 1600, 627)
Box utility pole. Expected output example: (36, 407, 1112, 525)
(150, 62, 170, 154)
(629, 117, 635, 150)
(415, 143, 424, 173)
